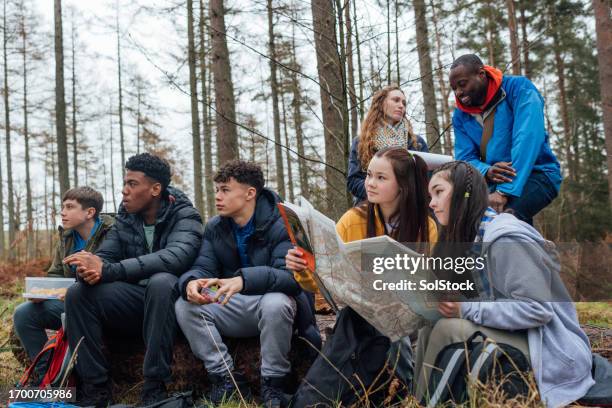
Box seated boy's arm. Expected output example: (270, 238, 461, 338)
(47, 240, 65, 278)
(179, 227, 221, 299)
(239, 222, 301, 296)
(101, 214, 203, 283)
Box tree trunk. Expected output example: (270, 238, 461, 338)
(3, 0, 15, 258)
(200, 0, 215, 219)
(335, 0, 351, 175)
(394, 0, 400, 85)
(267, 0, 286, 198)
(352, 0, 364, 122)
(548, 3, 573, 180)
(429, 0, 452, 155)
(280, 91, 294, 202)
(592, 0, 612, 207)
(518, 0, 530, 78)
(289, 21, 309, 200)
(386, 0, 391, 83)
(109, 100, 117, 213)
(486, 0, 495, 66)
(413, 0, 441, 152)
(187, 0, 204, 215)
(210, 0, 238, 164)
(21, 4, 33, 259)
(116, 3, 126, 177)
(344, 0, 358, 140)
(136, 84, 141, 154)
(54, 0, 69, 197)
(506, 0, 521, 75)
(70, 11, 77, 186)
(311, 0, 349, 219)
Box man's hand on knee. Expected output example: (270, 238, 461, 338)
(186, 279, 214, 305)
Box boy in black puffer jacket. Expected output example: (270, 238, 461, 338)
(64, 153, 203, 407)
(176, 160, 320, 408)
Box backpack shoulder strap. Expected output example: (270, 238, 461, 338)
(480, 109, 496, 162)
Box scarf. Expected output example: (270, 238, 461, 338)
(455, 65, 503, 114)
(373, 118, 416, 152)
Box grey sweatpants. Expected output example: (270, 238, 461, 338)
(175, 292, 296, 378)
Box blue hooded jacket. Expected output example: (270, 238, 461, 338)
(453, 75, 562, 197)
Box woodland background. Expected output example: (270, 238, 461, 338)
(0, 0, 609, 262)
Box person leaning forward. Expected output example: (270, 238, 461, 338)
(63, 153, 203, 407)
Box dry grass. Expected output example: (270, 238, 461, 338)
(0, 260, 610, 407)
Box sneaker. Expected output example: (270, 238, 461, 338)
(207, 371, 251, 406)
(76, 380, 112, 407)
(261, 376, 288, 408)
(140, 380, 168, 406)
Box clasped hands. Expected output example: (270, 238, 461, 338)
(63, 251, 103, 285)
(486, 161, 516, 213)
(186, 276, 244, 306)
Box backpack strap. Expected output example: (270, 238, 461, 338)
(468, 341, 499, 384)
(480, 109, 496, 162)
(426, 349, 466, 408)
(17, 334, 59, 387)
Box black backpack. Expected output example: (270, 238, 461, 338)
(422, 331, 531, 407)
(291, 307, 392, 408)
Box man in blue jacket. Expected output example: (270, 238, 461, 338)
(175, 160, 320, 408)
(449, 54, 562, 224)
(64, 153, 203, 407)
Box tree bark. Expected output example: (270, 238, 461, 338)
(311, 0, 349, 218)
(352, 0, 364, 122)
(109, 99, 117, 213)
(21, 3, 33, 259)
(70, 11, 77, 186)
(394, 0, 400, 85)
(116, 3, 126, 177)
(289, 20, 309, 200)
(506, 0, 521, 75)
(344, 0, 358, 140)
(54, 0, 69, 197)
(210, 0, 238, 164)
(267, 0, 286, 198)
(280, 91, 294, 202)
(429, 0, 452, 155)
(518, 0, 530, 78)
(386, 0, 391, 83)
(413, 0, 441, 152)
(334, 0, 351, 174)
(3, 0, 15, 258)
(592, 0, 612, 207)
(199, 0, 214, 218)
(187, 0, 204, 215)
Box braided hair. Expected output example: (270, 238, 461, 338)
(432, 161, 488, 246)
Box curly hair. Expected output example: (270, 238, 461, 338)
(358, 85, 417, 170)
(125, 153, 172, 191)
(214, 160, 265, 193)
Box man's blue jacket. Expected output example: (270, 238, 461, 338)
(453, 75, 562, 197)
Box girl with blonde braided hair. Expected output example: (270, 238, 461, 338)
(347, 85, 429, 202)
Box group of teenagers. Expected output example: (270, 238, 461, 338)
(12, 54, 595, 408)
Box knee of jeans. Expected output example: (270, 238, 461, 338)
(64, 282, 89, 308)
(147, 273, 179, 297)
(258, 293, 295, 321)
(430, 318, 467, 342)
(13, 302, 36, 332)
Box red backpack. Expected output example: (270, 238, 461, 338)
(17, 327, 76, 388)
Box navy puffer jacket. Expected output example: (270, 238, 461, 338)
(96, 186, 203, 283)
(179, 188, 321, 349)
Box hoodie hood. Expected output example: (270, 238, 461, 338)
(481, 213, 543, 252)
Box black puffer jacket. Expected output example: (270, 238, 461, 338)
(96, 186, 203, 283)
(179, 188, 321, 349)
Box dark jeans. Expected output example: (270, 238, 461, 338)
(493, 171, 559, 225)
(64, 273, 179, 385)
(13, 299, 64, 378)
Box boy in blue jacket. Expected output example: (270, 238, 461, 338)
(449, 54, 562, 225)
(175, 160, 320, 408)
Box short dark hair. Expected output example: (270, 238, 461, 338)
(125, 153, 172, 191)
(450, 54, 484, 73)
(62, 186, 104, 216)
(214, 160, 265, 193)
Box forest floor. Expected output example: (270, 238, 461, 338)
(0, 260, 610, 407)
